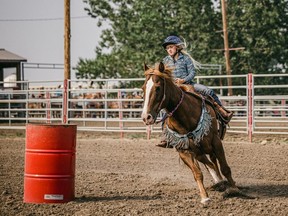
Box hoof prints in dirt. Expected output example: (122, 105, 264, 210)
(0, 134, 288, 215)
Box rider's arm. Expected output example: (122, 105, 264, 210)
(183, 55, 196, 84)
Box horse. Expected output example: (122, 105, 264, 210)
(141, 62, 240, 204)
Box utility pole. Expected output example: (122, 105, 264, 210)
(64, 0, 71, 80)
(221, 0, 233, 96)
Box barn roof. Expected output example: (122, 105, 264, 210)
(0, 49, 27, 63)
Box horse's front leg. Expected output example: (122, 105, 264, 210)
(179, 152, 210, 204)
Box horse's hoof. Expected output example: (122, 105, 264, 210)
(200, 197, 211, 205)
(209, 180, 229, 192)
(223, 187, 240, 197)
(223, 187, 255, 199)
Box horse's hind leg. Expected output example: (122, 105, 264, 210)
(212, 138, 237, 188)
(206, 154, 231, 191)
(209, 153, 222, 181)
(178, 152, 210, 204)
(195, 154, 223, 184)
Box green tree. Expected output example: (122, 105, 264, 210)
(227, 0, 288, 94)
(75, 0, 287, 94)
(75, 0, 222, 80)
(228, 0, 287, 74)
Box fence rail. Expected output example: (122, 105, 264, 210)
(0, 73, 287, 139)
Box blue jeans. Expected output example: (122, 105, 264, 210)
(193, 83, 222, 106)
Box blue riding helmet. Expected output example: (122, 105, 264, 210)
(162, 35, 182, 48)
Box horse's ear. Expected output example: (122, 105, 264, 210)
(159, 62, 165, 73)
(144, 62, 149, 71)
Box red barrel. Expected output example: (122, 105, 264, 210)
(24, 124, 77, 203)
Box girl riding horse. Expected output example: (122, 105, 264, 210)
(158, 35, 233, 147)
(141, 62, 239, 204)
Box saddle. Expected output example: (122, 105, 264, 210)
(177, 84, 227, 140)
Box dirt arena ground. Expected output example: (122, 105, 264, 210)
(0, 130, 287, 216)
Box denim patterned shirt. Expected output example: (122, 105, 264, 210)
(162, 52, 196, 85)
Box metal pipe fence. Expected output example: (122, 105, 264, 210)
(0, 74, 287, 138)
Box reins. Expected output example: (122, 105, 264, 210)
(144, 70, 185, 124)
(167, 87, 184, 117)
(155, 76, 166, 115)
(156, 86, 184, 124)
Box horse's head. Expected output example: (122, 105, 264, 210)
(141, 62, 173, 125)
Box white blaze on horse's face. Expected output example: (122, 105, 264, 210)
(141, 77, 154, 124)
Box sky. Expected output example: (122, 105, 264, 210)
(0, 0, 104, 81)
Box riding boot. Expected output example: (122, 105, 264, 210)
(156, 140, 169, 148)
(156, 127, 173, 148)
(213, 102, 234, 123)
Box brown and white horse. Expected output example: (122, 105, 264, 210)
(141, 62, 239, 204)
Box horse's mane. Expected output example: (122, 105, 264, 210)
(144, 62, 213, 105)
(144, 62, 174, 82)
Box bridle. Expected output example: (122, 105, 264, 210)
(145, 71, 185, 124)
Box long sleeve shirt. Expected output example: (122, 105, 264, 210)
(162, 52, 196, 85)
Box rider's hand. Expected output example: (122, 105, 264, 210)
(175, 78, 185, 85)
